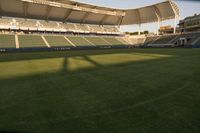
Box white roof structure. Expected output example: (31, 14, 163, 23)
(0, 0, 180, 25)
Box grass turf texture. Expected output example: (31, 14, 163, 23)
(0, 48, 200, 133)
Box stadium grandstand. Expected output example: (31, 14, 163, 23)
(1, 0, 196, 51)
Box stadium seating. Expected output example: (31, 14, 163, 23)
(196, 38, 200, 45)
(63, 23, 76, 31)
(67, 36, 92, 46)
(144, 36, 159, 45)
(17, 19, 38, 30)
(129, 37, 145, 45)
(85, 37, 110, 46)
(0, 33, 130, 49)
(0, 18, 12, 29)
(88, 25, 105, 33)
(116, 37, 130, 45)
(169, 33, 198, 45)
(44, 35, 73, 47)
(40, 21, 59, 30)
(102, 37, 125, 45)
(0, 34, 15, 48)
(18, 35, 47, 48)
(1, 33, 200, 49)
(1, 15, 199, 49)
(103, 26, 119, 33)
(0, 18, 120, 34)
(75, 24, 90, 32)
(153, 35, 177, 44)
(142, 32, 200, 47)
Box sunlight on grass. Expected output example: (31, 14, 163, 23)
(66, 53, 173, 71)
(0, 53, 173, 79)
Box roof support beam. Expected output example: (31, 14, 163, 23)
(99, 15, 109, 25)
(173, 16, 177, 34)
(80, 6, 96, 24)
(45, 6, 52, 20)
(136, 9, 142, 35)
(117, 16, 124, 27)
(80, 12, 90, 24)
(63, 9, 73, 22)
(136, 9, 141, 24)
(63, 3, 77, 23)
(22, 2, 29, 17)
(138, 24, 141, 35)
(169, 0, 180, 34)
(153, 6, 162, 35)
(156, 21, 161, 35)
(100, 9, 117, 25)
(169, 0, 180, 17)
(153, 6, 162, 21)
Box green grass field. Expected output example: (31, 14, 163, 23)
(0, 48, 200, 133)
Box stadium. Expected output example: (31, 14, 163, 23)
(0, 0, 200, 132)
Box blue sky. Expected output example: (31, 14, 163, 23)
(75, 0, 200, 33)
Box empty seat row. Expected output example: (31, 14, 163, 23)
(0, 34, 129, 48)
(144, 36, 159, 45)
(0, 18, 120, 34)
(0, 34, 15, 48)
(153, 35, 177, 44)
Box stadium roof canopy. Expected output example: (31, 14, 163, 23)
(0, 0, 180, 25)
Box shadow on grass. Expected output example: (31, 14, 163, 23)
(0, 48, 199, 132)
